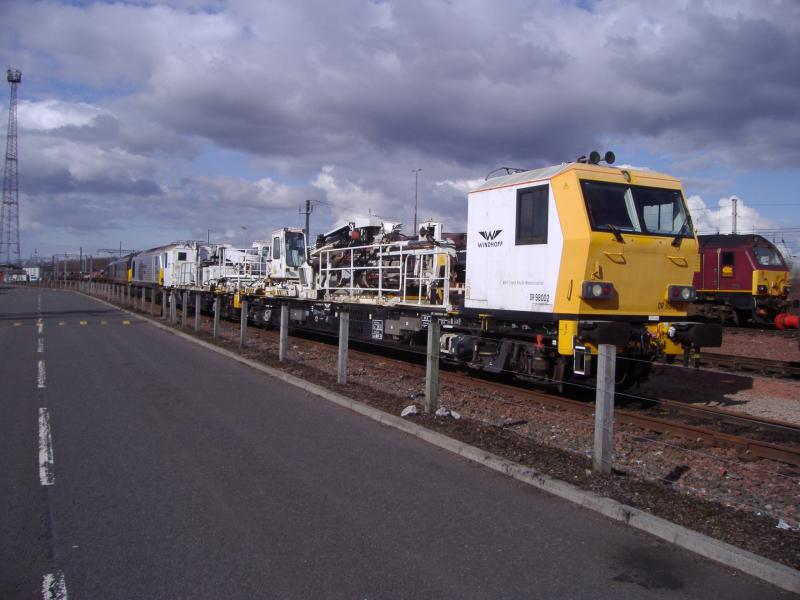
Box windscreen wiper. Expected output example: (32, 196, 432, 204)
(671, 222, 689, 247)
(606, 224, 624, 243)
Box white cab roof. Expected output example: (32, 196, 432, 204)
(470, 164, 569, 193)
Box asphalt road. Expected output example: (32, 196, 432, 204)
(0, 285, 790, 599)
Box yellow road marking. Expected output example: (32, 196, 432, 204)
(80, 320, 88, 325)
(122, 320, 130, 325)
(100, 321, 108, 325)
(58, 322, 66, 326)
(13, 322, 21, 326)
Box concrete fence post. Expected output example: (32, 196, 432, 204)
(337, 311, 349, 384)
(151, 287, 158, 317)
(169, 290, 177, 323)
(593, 343, 616, 474)
(141, 287, 146, 311)
(194, 292, 201, 333)
(182, 291, 189, 328)
(161, 289, 168, 319)
(213, 295, 220, 338)
(425, 319, 440, 413)
(239, 299, 248, 348)
(279, 304, 289, 362)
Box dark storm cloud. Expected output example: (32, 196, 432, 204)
(110, 0, 800, 172)
(6, 0, 800, 167)
(606, 3, 800, 155)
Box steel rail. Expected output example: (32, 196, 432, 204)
(698, 352, 800, 379)
(437, 370, 800, 467)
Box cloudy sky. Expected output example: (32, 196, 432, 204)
(1, 0, 798, 264)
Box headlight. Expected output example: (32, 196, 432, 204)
(581, 281, 614, 299)
(757, 285, 768, 294)
(667, 285, 696, 302)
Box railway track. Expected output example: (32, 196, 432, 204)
(437, 370, 800, 467)
(698, 352, 800, 379)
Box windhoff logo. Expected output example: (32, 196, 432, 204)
(478, 230, 503, 247)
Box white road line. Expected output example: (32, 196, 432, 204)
(41, 571, 68, 600)
(38, 294, 42, 313)
(37, 322, 44, 335)
(38, 360, 46, 388)
(38, 408, 55, 486)
(38, 338, 44, 353)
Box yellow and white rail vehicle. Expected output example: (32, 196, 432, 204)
(106, 154, 721, 389)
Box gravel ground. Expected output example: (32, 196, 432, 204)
(637, 362, 800, 424)
(718, 326, 800, 362)
(128, 298, 800, 570)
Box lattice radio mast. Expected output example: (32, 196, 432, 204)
(0, 68, 22, 267)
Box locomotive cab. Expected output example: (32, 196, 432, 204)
(463, 160, 720, 388)
(160, 243, 199, 287)
(692, 234, 792, 325)
(269, 227, 307, 280)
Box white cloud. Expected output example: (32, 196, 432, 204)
(18, 100, 111, 131)
(687, 194, 777, 235)
(312, 165, 389, 221)
(435, 177, 484, 194)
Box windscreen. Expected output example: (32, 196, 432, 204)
(580, 180, 691, 236)
(753, 246, 785, 267)
(285, 232, 306, 267)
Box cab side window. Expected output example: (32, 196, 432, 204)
(721, 251, 734, 277)
(272, 238, 281, 260)
(516, 185, 548, 245)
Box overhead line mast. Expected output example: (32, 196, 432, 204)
(0, 68, 21, 267)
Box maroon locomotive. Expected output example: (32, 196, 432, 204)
(689, 234, 794, 326)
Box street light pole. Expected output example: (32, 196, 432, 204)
(413, 168, 422, 237)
